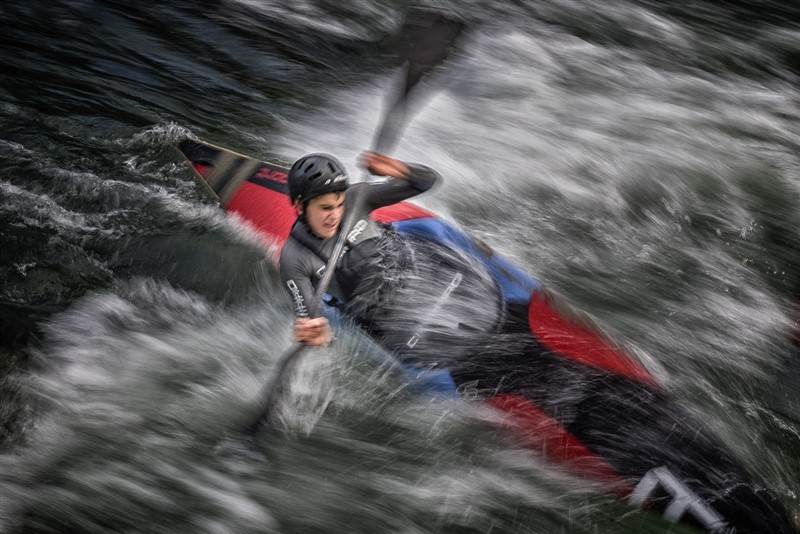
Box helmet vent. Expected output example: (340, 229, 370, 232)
(288, 153, 349, 202)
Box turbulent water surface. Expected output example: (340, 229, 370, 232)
(1, 1, 799, 532)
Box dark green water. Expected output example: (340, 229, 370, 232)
(1, 1, 799, 532)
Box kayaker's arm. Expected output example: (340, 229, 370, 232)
(279, 241, 332, 346)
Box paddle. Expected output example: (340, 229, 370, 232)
(247, 10, 464, 439)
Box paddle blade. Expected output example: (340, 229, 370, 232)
(399, 9, 465, 91)
(373, 9, 465, 153)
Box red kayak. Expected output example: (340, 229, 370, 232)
(179, 138, 797, 534)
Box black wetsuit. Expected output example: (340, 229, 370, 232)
(279, 164, 439, 319)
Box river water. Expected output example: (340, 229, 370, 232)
(1, 1, 799, 532)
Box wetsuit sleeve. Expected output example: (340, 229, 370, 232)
(363, 163, 440, 211)
(279, 243, 316, 318)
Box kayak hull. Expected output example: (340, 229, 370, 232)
(178, 138, 796, 534)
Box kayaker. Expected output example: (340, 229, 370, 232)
(279, 151, 440, 346)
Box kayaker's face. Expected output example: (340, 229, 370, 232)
(297, 192, 345, 239)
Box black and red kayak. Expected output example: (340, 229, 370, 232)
(178, 138, 797, 534)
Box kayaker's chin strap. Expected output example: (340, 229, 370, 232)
(248, 9, 465, 440)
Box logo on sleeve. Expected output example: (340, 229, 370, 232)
(286, 279, 308, 317)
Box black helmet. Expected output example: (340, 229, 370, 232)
(288, 153, 349, 203)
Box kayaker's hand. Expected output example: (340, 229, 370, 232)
(359, 151, 409, 180)
(294, 317, 332, 347)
